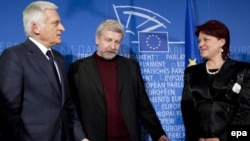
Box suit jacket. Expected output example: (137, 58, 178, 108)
(68, 53, 166, 141)
(0, 39, 86, 141)
(181, 58, 250, 141)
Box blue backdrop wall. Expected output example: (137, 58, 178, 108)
(1, 0, 250, 141)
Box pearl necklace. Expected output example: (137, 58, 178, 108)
(206, 64, 221, 75)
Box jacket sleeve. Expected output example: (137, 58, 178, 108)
(135, 62, 166, 141)
(181, 69, 200, 141)
(231, 67, 250, 125)
(0, 48, 31, 141)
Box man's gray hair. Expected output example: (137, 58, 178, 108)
(23, 1, 58, 37)
(96, 19, 124, 39)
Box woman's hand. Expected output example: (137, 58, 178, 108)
(198, 138, 220, 141)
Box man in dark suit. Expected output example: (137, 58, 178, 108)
(68, 19, 169, 141)
(0, 1, 88, 141)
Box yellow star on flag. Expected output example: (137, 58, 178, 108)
(187, 58, 197, 67)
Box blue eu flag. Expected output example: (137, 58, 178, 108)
(185, 0, 201, 67)
(139, 32, 169, 52)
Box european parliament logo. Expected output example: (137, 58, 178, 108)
(139, 32, 169, 52)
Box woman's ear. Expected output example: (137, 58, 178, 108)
(220, 38, 226, 47)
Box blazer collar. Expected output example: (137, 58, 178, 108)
(212, 58, 235, 88)
(117, 57, 129, 94)
(82, 54, 103, 94)
(84, 53, 129, 95)
(24, 39, 62, 97)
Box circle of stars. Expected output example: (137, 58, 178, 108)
(146, 34, 161, 50)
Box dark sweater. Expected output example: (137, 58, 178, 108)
(95, 53, 130, 140)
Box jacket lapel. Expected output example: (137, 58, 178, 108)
(84, 55, 128, 96)
(24, 39, 61, 97)
(213, 59, 235, 89)
(83, 56, 104, 95)
(190, 63, 212, 99)
(53, 52, 66, 102)
(117, 56, 130, 95)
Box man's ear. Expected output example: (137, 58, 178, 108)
(32, 23, 40, 35)
(95, 35, 99, 46)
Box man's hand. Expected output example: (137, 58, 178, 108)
(158, 135, 170, 141)
(81, 138, 90, 141)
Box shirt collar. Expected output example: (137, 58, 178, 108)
(29, 37, 52, 55)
